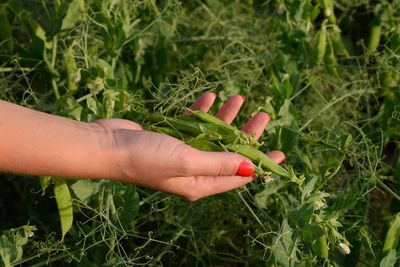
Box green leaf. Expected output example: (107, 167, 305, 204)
(380, 249, 398, 267)
(86, 97, 99, 116)
(278, 99, 297, 126)
(301, 175, 318, 203)
(280, 126, 299, 153)
(288, 203, 314, 227)
(300, 224, 325, 242)
(0, 235, 18, 267)
(70, 179, 101, 203)
(61, 0, 85, 30)
(340, 134, 352, 152)
(113, 184, 140, 230)
(93, 58, 114, 79)
(328, 194, 358, 212)
(39, 176, 52, 196)
(255, 180, 285, 209)
(272, 220, 299, 267)
(54, 178, 73, 240)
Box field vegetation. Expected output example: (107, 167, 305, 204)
(0, 0, 400, 266)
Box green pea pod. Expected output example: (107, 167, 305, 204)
(313, 20, 327, 66)
(320, 0, 336, 24)
(381, 212, 400, 258)
(151, 125, 188, 139)
(368, 19, 381, 53)
(54, 178, 73, 240)
(139, 111, 238, 143)
(8, 0, 51, 49)
(64, 46, 80, 92)
(324, 37, 338, 76)
(312, 235, 329, 259)
(0, 7, 14, 53)
(152, 125, 224, 152)
(139, 111, 201, 136)
(190, 110, 261, 147)
(226, 144, 290, 177)
(186, 139, 224, 152)
(380, 70, 399, 89)
(330, 25, 349, 57)
(189, 109, 236, 131)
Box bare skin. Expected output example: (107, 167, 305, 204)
(0, 93, 284, 201)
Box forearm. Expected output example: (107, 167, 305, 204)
(0, 100, 116, 179)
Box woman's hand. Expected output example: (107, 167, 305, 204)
(94, 93, 285, 201)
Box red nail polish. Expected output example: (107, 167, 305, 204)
(278, 155, 286, 164)
(210, 92, 217, 98)
(241, 95, 246, 102)
(236, 162, 253, 176)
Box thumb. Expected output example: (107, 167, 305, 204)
(181, 149, 254, 177)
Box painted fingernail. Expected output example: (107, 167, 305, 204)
(236, 162, 254, 176)
(241, 95, 246, 102)
(278, 155, 286, 164)
(210, 92, 217, 98)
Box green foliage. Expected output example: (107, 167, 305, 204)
(0, 0, 400, 265)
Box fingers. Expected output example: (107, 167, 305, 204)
(184, 92, 216, 115)
(266, 150, 286, 164)
(241, 112, 270, 140)
(215, 95, 245, 124)
(179, 148, 253, 178)
(165, 175, 254, 201)
(174, 150, 285, 201)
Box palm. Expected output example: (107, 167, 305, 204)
(94, 93, 285, 200)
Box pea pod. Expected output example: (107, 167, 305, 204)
(152, 125, 224, 152)
(139, 111, 200, 135)
(320, 0, 336, 24)
(64, 45, 80, 92)
(190, 109, 261, 147)
(139, 111, 238, 143)
(381, 212, 400, 258)
(226, 144, 290, 177)
(368, 19, 381, 53)
(186, 139, 224, 152)
(39, 176, 52, 196)
(0, 7, 13, 53)
(312, 235, 329, 259)
(330, 25, 349, 57)
(313, 20, 327, 66)
(324, 37, 338, 76)
(189, 109, 236, 131)
(54, 178, 73, 240)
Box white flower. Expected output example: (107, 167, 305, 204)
(325, 8, 332, 17)
(338, 243, 351, 254)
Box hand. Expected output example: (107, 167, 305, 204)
(94, 93, 285, 201)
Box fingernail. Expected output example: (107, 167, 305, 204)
(236, 162, 253, 176)
(241, 95, 246, 102)
(210, 92, 217, 98)
(278, 155, 286, 164)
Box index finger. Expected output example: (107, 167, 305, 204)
(183, 92, 216, 115)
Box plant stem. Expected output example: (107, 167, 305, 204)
(236, 189, 268, 232)
(376, 177, 400, 202)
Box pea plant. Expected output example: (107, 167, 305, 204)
(1, 0, 400, 266)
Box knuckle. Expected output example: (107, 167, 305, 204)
(177, 145, 198, 176)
